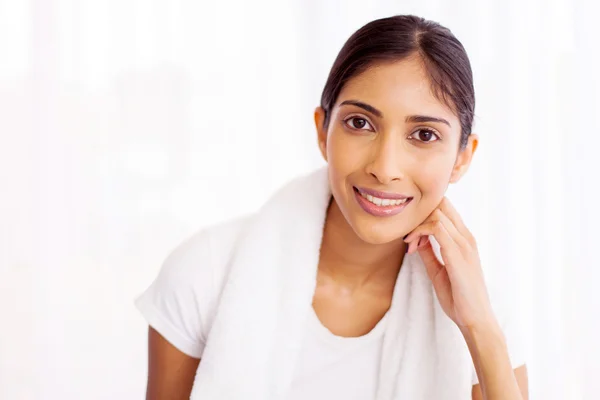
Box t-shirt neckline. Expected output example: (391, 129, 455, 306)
(309, 305, 389, 347)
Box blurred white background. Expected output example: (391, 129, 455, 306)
(1, 0, 599, 399)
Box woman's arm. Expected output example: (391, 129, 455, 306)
(145, 327, 200, 400)
(404, 198, 529, 399)
(464, 322, 529, 400)
(472, 365, 528, 400)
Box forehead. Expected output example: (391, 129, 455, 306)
(336, 56, 457, 124)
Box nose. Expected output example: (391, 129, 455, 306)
(365, 132, 405, 185)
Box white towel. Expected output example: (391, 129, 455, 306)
(190, 166, 474, 399)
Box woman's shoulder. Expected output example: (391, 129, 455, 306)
(166, 213, 255, 287)
(135, 213, 255, 358)
(178, 214, 253, 258)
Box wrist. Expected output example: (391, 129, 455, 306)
(461, 321, 508, 367)
(460, 315, 505, 346)
(460, 316, 519, 397)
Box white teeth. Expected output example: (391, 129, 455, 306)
(358, 190, 409, 207)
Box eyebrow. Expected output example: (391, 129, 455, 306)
(338, 99, 452, 128)
(406, 114, 451, 128)
(339, 100, 383, 118)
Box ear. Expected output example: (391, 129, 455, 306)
(314, 106, 328, 162)
(449, 134, 479, 184)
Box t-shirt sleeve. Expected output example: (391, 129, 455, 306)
(135, 229, 215, 359)
(471, 287, 529, 386)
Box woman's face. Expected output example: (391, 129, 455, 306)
(315, 55, 477, 245)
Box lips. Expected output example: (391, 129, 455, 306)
(353, 186, 413, 217)
(354, 186, 411, 200)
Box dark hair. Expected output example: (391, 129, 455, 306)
(319, 15, 475, 149)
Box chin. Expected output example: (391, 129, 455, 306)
(350, 219, 406, 245)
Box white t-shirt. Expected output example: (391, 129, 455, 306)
(287, 306, 389, 399)
(135, 215, 527, 397)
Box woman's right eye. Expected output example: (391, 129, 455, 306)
(344, 116, 374, 131)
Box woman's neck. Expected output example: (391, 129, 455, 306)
(318, 197, 407, 293)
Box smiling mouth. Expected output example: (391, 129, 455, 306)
(353, 186, 413, 206)
(353, 186, 413, 217)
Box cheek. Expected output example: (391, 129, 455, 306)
(326, 131, 370, 200)
(326, 129, 366, 172)
(412, 157, 454, 201)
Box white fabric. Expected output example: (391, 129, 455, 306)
(135, 216, 251, 359)
(136, 166, 527, 398)
(287, 306, 388, 399)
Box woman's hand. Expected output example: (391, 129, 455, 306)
(403, 197, 496, 331)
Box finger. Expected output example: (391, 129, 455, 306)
(416, 236, 444, 282)
(438, 197, 474, 243)
(408, 235, 428, 254)
(404, 203, 444, 245)
(404, 209, 460, 245)
(407, 238, 419, 254)
(434, 208, 470, 249)
(405, 220, 461, 264)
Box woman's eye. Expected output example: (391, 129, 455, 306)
(344, 117, 373, 131)
(410, 128, 440, 143)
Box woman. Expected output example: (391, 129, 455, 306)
(136, 15, 529, 399)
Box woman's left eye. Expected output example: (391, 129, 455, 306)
(409, 128, 440, 143)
